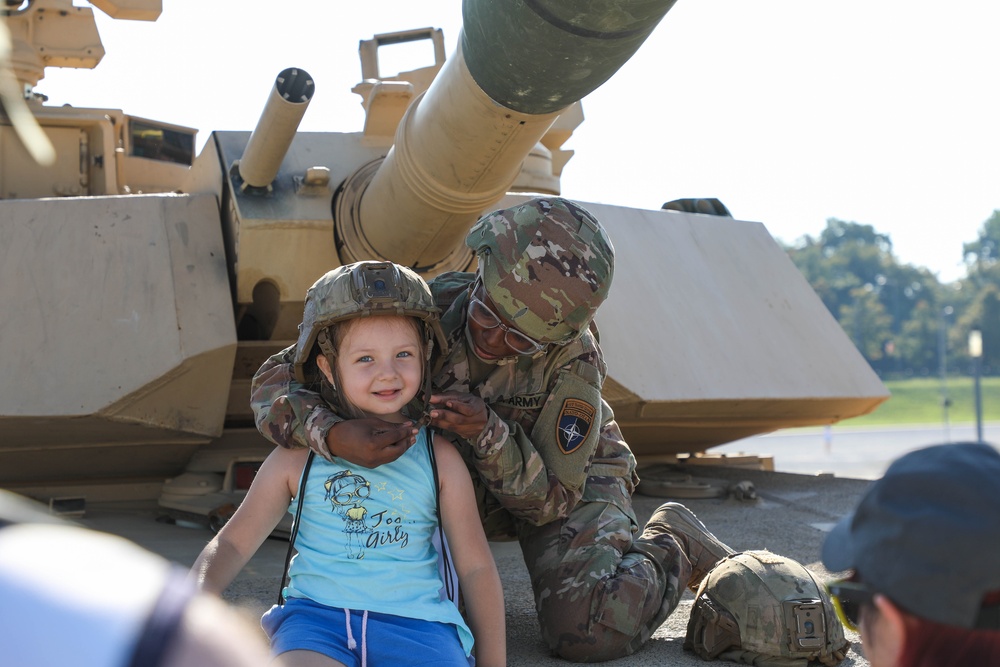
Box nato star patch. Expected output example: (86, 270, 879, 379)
(556, 398, 596, 454)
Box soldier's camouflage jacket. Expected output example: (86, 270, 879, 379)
(251, 272, 638, 536)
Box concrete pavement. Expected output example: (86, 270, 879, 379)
(713, 423, 1000, 479)
(80, 464, 874, 666)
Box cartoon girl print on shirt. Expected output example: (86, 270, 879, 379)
(324, 471, 371, 559)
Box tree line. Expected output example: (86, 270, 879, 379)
(783, 210, 999, 379)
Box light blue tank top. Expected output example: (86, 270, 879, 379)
(283, 427, 473, 655)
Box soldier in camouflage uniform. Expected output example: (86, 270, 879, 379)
(251, 196, 735, 661)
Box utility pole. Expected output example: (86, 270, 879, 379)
(969, 329, 984, 443)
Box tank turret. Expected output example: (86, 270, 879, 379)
(0, 0, 887, 504)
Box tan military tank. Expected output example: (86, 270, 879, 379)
(0, 0, 887, 511)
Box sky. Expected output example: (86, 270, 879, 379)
(36, 1, 999, 283)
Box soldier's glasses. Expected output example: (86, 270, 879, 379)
(825, 579, 874, 632)
(468, 292, 546, 355)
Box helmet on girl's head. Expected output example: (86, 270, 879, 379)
(465, 196, 614, 344)
(292, 261, 446, 384)
(684, 550, 850, 667)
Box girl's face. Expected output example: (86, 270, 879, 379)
(319, 316, 423, 421)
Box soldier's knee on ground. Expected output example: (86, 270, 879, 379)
(541, 610, 634, 663)
(536, 575, 655, 662)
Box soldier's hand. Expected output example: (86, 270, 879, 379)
(429, 392, 489, 440)
(325, 418, 418, 468)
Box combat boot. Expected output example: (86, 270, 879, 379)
(641, 502, 735, 592)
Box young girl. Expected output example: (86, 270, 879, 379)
(191, 261, 506, 667)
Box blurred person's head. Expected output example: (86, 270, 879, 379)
(822, 443, 1000, 667)
(0, 490, 278, 667)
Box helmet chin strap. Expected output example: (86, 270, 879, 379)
(414, 323, 436, 424)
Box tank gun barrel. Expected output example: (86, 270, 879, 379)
(238, 67, 315, 190)
(337, 0, 678, 273)
(462, 0, 678, 115)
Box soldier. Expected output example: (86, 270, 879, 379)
(252, 196, 735, 660)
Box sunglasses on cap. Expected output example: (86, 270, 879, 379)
(825, 579, 875, 633)
(467, 284, 546, 355)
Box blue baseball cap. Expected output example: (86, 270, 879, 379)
(822, 442, 1000, 629)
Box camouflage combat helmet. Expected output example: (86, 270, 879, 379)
(292, 261, 447, 385)
(684, 550, 850, 667)
(465, 196, 614, 344)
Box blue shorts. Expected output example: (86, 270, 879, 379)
(261, 598, 471, 666)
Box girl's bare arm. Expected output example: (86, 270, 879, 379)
(434, 435, 506, 667)
(190, 447, 307, 595)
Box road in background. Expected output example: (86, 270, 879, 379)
(710, 423, 1000, 480)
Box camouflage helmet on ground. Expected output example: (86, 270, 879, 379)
(292, 261, 446, 384)
(464, 196, 614, 344)
(684, 550, 850, 667)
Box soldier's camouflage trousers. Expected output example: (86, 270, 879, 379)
(517, 478, 691, 662)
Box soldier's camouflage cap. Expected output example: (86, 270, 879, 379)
(465, 196, 614, 343)
(685, 550, 850, 667)
(292, 261, 446, 384)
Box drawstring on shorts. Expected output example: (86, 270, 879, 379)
(343, 608, 369, 667)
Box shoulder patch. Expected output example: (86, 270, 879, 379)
(556, 398, 596, 454)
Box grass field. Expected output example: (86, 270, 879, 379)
(842, 376, 1000, 426)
